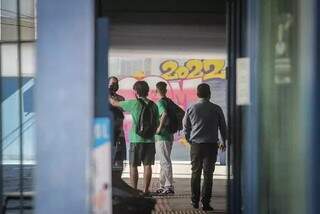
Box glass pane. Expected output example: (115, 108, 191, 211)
(1, 44, 18, 76)
(1, 44, 35, 197)
(257, 0, 307, 213)
(21, 42, 36, 76)
(20, 0, 35, 41)
(1, 0, 18, 41)
(21, 77, 35, 197)
(1, 44, 21, 194)
(21, 44, 36, 165)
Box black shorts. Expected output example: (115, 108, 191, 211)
(129, 143, 155, 167)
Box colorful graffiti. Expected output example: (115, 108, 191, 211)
(118, 76, 201, 110)
(117, 75, 201, 141)
(110, 58, 227, 161)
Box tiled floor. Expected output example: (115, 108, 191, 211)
(2, 165, 227, 213)
(123, 178, 227, 214)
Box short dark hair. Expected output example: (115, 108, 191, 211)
(156, 81, 167, 95)
(109, 76, 118, 82)
(197, 83, 211, 99)
(133, 81, 149, 97)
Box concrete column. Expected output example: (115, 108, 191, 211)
(36, 0, 94, 213)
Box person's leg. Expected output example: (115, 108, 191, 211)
(117, 135, 127, 175)
(157, 140, 174, 190)
(142, 143, 156, 193)
(130, 166, 139, 189)
(164, 141, 174, 189)
(113, 148, 124, 174)
(190, 144, 203, 205)
(113, 159, 124, 181)
(156, 141, 166, 189)
(143, 165, 152, 193)
(129, 143, 141, 189)
(201, 143, 218, 207)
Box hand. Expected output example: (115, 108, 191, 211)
(156, 127, 161, 134)
(219, 142, 226, 151)
(109, 98, 119, 107)
(179, 137, 189, 146)
(109, 98, 115, 105)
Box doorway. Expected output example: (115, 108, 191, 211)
(98, 1, 231, 211)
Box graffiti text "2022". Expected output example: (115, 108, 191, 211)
(160, 59, 226, 81)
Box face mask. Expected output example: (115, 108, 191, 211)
(109, 83, 119, 93)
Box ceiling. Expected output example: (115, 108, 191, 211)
(97, 0, 226, 16)
(97, 0, 227, 57)
(109, 20, 226, 57)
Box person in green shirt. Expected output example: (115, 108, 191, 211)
(110, 80, 159, 194)
(155, 81, 175, 194)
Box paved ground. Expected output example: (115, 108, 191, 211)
(123, 178, 227, 214)
(2, 165, 227, 213)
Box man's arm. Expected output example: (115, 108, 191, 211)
(155, 104, 160, 129)
(218, 107, 227, 150)
(183, 109, 192, 142)
(110, 99, 134, 113)
(156, 112, 167, 134)
(156, 100, 167, 134)
(109, 97, 120, 107)
(117, 94, 125, 102)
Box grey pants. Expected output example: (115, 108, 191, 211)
(156, 140, 174, 187)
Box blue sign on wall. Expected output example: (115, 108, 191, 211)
(93, 117, 111, 148)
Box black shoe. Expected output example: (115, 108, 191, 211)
(191, 201, 199, 209)
(202, 204, 214, 211)
(142, 191, 153, 197)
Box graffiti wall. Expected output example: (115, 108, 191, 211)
(109, 57, 227, 161)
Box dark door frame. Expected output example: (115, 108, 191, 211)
(311, 1, 320, 212)
(0, 40, 3, 211)
(227, 0, 247, 213)
(97, 1, 241, 213)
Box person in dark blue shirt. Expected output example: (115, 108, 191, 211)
(183, 83, 227, 211)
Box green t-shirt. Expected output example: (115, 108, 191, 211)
(119, 99, 159, 144)
(155, 99, 174, 142)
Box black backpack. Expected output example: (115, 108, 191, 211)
(161, 97, 185, 134)
(136, 98, 158, 139)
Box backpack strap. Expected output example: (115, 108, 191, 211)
(160, 97, 170, 110)
(137, 98, 146, 106)
(138, 98, 155, 108)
